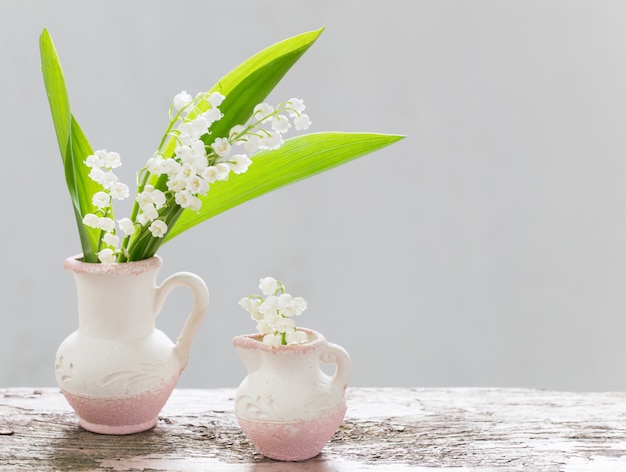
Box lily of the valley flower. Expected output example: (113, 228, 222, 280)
(148, 220, 168, 238)
(97, 248, 116, 264)
(117, 218, 135, 236)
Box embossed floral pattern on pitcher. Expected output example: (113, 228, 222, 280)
(55, 255, 208, 434)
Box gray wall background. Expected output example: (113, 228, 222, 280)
(2, 0, 626, 391)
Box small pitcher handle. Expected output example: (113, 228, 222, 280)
(155, 272, 209, 369)
(320, 342, 351, 390)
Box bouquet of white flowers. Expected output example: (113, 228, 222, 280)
(40, 28, 402, 263)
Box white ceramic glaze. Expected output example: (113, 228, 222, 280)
(233, 328, 350, 461)
(55, 255, 209, 434)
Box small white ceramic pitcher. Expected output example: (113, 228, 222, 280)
(55, 255, 209, 434)
(233, 328, 351, 461)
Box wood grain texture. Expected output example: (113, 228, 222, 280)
(2, 388, 626, 471)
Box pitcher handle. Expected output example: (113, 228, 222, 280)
(155, 272, 209, 369)
(320, 342, 351, 390)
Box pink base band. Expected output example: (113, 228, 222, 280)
(61, 377, 178, 435)
(237, 407, 346, 461)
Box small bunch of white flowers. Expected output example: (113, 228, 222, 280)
(81, 150, 131, 264)
(145, 93, 311, 222)
(141, 91, 228, 223)
(239, 276, 308, 347)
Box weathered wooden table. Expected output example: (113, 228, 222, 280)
(2, 387, 626, 471)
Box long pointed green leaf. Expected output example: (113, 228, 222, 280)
(40, 30, 70, 164)
(40, 29, 100, 261)
(163, 132, 404, 242)
(207, 28, 324, 140)
(213, 28, 324, 97)
(69, 116, 102, 261)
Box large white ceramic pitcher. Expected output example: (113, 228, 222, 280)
(55, 255, 209, 434)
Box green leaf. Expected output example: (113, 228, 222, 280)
(40, 29, 101, 261)
(40, 30, 70, 165)
(68, 116, 102, 261)
(163, 132, 404, 242)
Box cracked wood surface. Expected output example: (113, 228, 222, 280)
(2, 388, 626, 471)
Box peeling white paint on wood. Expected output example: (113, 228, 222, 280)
(2, 388, 626, 470)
